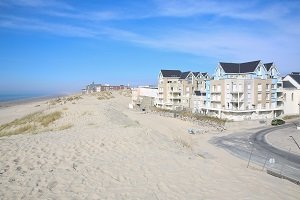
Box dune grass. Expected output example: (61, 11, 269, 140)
(282, 115, 299, 120)
(0, 111, 63, 137)
(58, 123, 73, 131)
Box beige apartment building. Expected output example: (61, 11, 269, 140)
(157, 70, 208, 110)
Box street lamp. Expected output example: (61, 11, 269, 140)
(298, 103, 300, 130)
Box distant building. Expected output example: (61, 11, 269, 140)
(83, 82, 129, 94)
(282, 72, 300, 115)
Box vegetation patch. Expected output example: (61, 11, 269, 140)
(149, 107, 226, 131)
(119, 89, 132, 97)
(48, 95, 83, 106)
(174, 137, 192, 149)
(92, 91, 115, 100)
(0, 111, 63, 137)
(282, 115, 299, 120)
(58, 123, 73, 131)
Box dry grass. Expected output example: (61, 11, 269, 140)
(48, 95, 83, 106)
(0, 111, 63, 137)
(119, 89, 132, 97)
(37, 111, 62, 127)
(282, 115, 299, 120)
(94, 91, 115, 100)
(58, 123, 73, 131)
(174, 137, 192, 149)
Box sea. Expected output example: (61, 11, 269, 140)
(0, 93, 65, 105)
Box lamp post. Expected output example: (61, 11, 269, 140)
(298, 103, 300, 130)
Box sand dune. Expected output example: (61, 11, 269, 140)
(0, 92, 299, 199)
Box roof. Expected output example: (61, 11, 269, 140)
(289, 74, 300, 85)
(180, 71, 191, 79)
(201, 72, 208, 77)
(264, 63, 273, 71)
(283, 81, 296, 89)
(192, 72, 200, 77)
(219, 60, 261, 73)
(160, 70, 182, 78)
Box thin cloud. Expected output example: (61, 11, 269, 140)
(0, 16, 99, 38)
(0, 0, 73, 10)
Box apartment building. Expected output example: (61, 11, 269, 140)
(194, 60, 284, 121)
(282, 72, 300, 115)
(157, 70, 208, 110)
(84, 82, 129, 94)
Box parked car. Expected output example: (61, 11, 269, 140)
(271, 119, 285, 125)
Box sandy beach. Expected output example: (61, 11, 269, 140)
(0, 91, 299, 199)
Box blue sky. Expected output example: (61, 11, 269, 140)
(1, 0, 300, 94)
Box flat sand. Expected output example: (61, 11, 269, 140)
(0, 92, 299, 199)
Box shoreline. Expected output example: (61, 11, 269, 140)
(0, 94, 71, 109)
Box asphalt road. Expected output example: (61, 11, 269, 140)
(210, 122, 300, 182)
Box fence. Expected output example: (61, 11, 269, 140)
(246, 143, 300, 185)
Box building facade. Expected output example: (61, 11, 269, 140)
(131, 86, 158, 109)
(83, 82, 129, 94)
(194, 60, 284, 121)
(156, 70, 208, 110)
(282, 72, 300, 115)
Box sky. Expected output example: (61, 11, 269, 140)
(0, 0, 300, 94)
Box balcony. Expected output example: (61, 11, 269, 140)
(211, 99, 221, 102)
(230, 98, 244, 102)
(231, 90, 244, 94)
(170, 90, 181, 94)
(169, 96, 181, 100)
(211, 90, 221, 94)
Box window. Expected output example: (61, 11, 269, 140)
(258, 93, 262, 101)
(217, 85, 221, 92)
(292, 93, 294, 101)
(258, 84, 262, 92)
(266, 84, 270, 91)
(226, 84, 230, 90)
(266, 93, 270, 100)
(233, 84, 237, 91)
(238, 84, 243, 92)
(247, 84, 251, 90)
(170, 87, 173, 91)
(271, 84, 276, 89)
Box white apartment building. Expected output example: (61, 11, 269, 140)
(194, 60, 284, 121)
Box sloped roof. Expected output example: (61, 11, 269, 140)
(289, 74, 300, 85)
(264, 63, 273, 71)
(192, 72, 200, 77)
(219, 60, 261, 73)
(201, 72, 208, 77)
(180, 71, 191, 79)
(160, 70, 182, 77)
(283, 81, 296, 89)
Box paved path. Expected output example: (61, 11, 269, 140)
(211, 123, 300, 182)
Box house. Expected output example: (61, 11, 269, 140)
(282, 72, 300, 115)
(193, 60, 283, 121)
